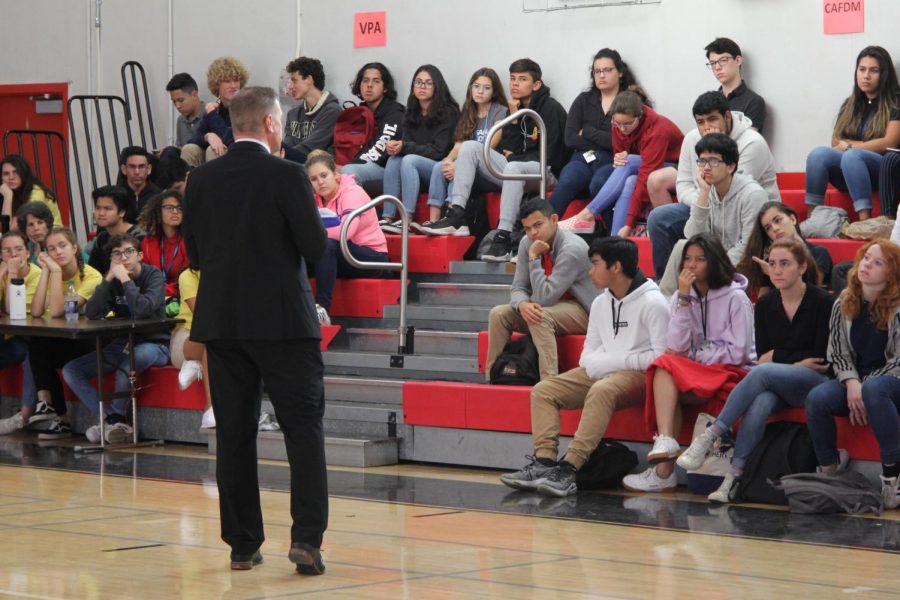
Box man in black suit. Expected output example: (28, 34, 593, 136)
(183, 86, 329, 574)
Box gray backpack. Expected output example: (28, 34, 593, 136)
(772, 471, 882, 515)
(799, 205, 849, 238)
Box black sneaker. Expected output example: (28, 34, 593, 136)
(289, 542, 326, 575)
(29, 399, 57, 423)
(418, 205, 470, 236)
(379, 218, 404, 235)
(38, 417, 72, 440)
(480, 230, 511, 262)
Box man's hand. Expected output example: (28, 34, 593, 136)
(205, 100, 219, 114)
(107, 262, 130, 283)
(517, 301, 543, 326)
(528, 240, 550, 261)
(508, 99, 520, 114)
(206, 133, 226, 157)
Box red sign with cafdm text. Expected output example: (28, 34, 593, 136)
(354, 12, 387, 47)
(823, 0, 864, 34)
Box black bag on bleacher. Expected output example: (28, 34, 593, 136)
(463, 193, 491, 260)
(576, 440, 639, 490)
(731, 421, 818, 505)
(489, 335, 540, 386)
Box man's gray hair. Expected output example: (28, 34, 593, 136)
(230, 86, 279, 135)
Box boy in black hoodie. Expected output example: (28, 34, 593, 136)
(422, 58, 567, 262)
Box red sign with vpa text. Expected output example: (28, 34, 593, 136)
(823, 0, 864, 34)
(354, 12, 386, 47)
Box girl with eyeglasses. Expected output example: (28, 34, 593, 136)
(0, 155, 62, 232)
(549, 49, 643, 218)
(804, 45, 900, 222)
(138, 190, 189, 303)
(19, 228, 103, 439)
(412, 67, 508, 230)
(558, 90, 682, 237)
(379, 64, 459, 233)
(622, 233, 755, 493)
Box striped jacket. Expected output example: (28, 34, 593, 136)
(826, 300, 900, 383)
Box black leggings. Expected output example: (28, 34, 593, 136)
(28, 337, 95, 416)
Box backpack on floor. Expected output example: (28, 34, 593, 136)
(576, 440, 639, 490)
(771, 470, 882, 515)
(685, 412, 735, 495)
(489, 334, 540, 386)
(731, 421, 818, 505)
(463, 194, 491, 260)
(333, 103, 376, 166)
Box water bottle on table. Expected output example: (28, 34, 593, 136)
(65, 281, 79, 323)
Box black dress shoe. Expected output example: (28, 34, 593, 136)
(288, 542, 325, 575)
(230, 550, 263, 570)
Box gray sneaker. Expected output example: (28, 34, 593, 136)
(499, 456, 556, 490)
(536, 464, 578, 497)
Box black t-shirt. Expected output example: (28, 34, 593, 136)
(850, 302, 889, 378)
(722, 81, 767, 134)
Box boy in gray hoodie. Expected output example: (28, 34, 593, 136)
(659, 133, 767, 296)
(282, 57, 341, 163)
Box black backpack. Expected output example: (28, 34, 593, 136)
(463, 193, 491, 260)
(489, 335, 540, 386)
(576, 440, 639, 490)
(732, 421, 819, 505)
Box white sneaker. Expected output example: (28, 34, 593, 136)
(105, 422, 134, 444)
(315, 304, 331, 326)
(0, 413, 24, 435)
(648, 434, 681, 464)
(85, 424, 101, 443)
(258, 412, 280, 431)
(200, 407, 216, 429)
(676, 428, 718, 471)
(708, 473, 736, 504)
(882, 475, 900, 510)
(178, 359, 203, 391)
(622, 466, 677, 493)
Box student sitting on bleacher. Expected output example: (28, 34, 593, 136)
(87, 185, 145, 276)
(15, 201, 54, 264)
(62, 233, 169, 444)
(500, 237, 669, 497)
(282, 56, 341, 164)
(657, 134, 767, 297)
(545, 49, 635, 218)
(557, 90, 682, 238)
(339, 63, 405, 194)
(485, 197, 596, 381)
(1, 154, 62, 232)
(139, 190, 189, 309)
(0, 231, 42, 435)
(24, 228, 103, 439)
(806, 239, 900, 508)
(419, 59, 567, 261)
(414, 67, 507, 230)
(116, 147, 160, 222)
(379, 65, 460, 234)
(166, 73, 205, 149)
(703, 37, 767, 134)
(623, 233, 754, 493)
(678, 238, 833, 503)
(736, 201, 832, 299)
(804, 46, 900, 222)
(648, 91, 778, 278)
(171, 268, 215, 429)
(181, 56, 249, 168)
(307, 149, 388, 325)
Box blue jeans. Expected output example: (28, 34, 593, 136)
(428, 161, 451, 208)
(340, 161, 385, 197)
(648, 202, 691, 278)
(805, 376, 900, 466)
(586, 154, 642, 233)
(715, 363, 829, 469)
(312, 238, 389, 310)
(61, 339, 170, 418)
(383, 154, 438, 218)
(804, 146, 882, 212)
(549, 151, 614, 216)
(0, 338, 35, 408)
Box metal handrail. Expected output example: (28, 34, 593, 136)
(339, 194, 411, 355)
(481, 108, 547, 199)
(120, 61, 158, 150)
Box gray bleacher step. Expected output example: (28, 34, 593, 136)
(417, 282, 511, 307)
(324, 375, 404, 405)
(449, 260, 516, 276)
(207, 431, 398, 467)
(324, 350, 483, 382)
(348, 328, 478, 356)
(382, 303, 492, 323)
(324, 401, 402, 438)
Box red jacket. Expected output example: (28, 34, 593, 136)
(613, 106, 683, 228)
(141, 234, 189, 297)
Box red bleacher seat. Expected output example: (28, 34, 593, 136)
(777, 172, 805, 190)
(485, 192, 501, 229)
(310, 278, 401, 318)
(779, 190, 808, 220)
(807, 238, 865, 263)
(385, 235, 474, 273)
(825, 189, 880, 221)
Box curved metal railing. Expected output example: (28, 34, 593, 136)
(481, 108, 548, 199)
(339, 194, 411, 355)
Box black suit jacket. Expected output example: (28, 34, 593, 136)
(182, 140, 326, 341)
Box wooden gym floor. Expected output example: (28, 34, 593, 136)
(0, 437, 899, 599)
